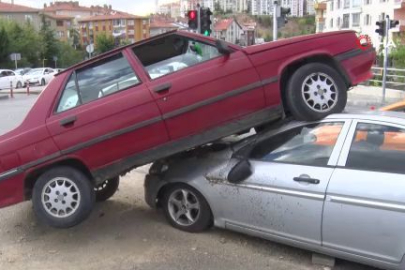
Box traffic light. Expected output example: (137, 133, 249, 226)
(200, 8, 213, 36)
(277, 7, 291, 28)
(390, 20, 399, 29)
(375, 20, 386, 37)
(187, 10, 198, 30)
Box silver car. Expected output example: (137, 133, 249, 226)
(145, 112, 405, 270)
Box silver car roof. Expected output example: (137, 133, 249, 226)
(326, 111, 405, 125)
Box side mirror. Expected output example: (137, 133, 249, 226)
(227, 160, 253, 184)
(215, 40, 232, 56)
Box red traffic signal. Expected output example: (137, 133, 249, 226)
(187, 10, 198, 30)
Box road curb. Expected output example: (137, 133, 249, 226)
(0, 95, 9, 100)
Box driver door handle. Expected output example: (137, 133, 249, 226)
(154, 83, 171, 93)
(293, 177, 320, 185)
(60, 116, 77, 127)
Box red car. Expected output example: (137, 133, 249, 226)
(0, 30, 375, 228)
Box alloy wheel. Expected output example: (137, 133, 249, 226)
(41, 177, 81, 218)
(301, 72, 338, 113)
(168, 189, 200, 226)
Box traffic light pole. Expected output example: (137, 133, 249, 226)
(197, 4, 201, 34)
(273, 1, 278, 41)
(382, 15, 390, 104)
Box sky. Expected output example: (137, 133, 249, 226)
(13, 0, 175, 16)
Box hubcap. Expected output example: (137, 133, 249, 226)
(168, 189, 200, 226)
(302, 73, 338, 113)
(41, 177, 81, 218)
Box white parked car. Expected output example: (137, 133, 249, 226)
(23, 68, 57, 86)
(0, 69, 25, 90)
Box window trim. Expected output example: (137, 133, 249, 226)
(130, 34, 230, 81)
(337, 119, 405, 168)
(245, 120, 351, 168)
(53, 52, 142, 115)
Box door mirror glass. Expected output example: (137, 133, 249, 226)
(227, 159, 253, 184)
(215, 40, 232, 56)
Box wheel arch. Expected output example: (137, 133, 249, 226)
(24, 158, 93, 200)
(278, 54, 351, 114)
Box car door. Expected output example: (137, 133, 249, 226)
(131, 33, 270, 141)
(46, 51, 169, 179)
(8, 71, 17, 87)
(0, 71, 8, 89)
(323, 120, 405, 265)
(212, 120, 350, 245)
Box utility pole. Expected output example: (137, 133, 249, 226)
(273, 1, 278, 41)
(382, 15, 390, 104)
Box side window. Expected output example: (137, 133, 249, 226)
(346, 123, 405, 173)
(0, 71, 6, 77)
(57, 53, 140, 113)
(132, 34, 223, 80)
(250, 122, 344, 166)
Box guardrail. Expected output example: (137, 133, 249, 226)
(1, 81, 31, 99)
(365, 66, 405, 90)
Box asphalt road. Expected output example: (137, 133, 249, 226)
(0, 94, 376, 270)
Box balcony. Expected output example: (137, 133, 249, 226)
(394, 0, 405, 9)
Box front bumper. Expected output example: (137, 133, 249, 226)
(144, 174, 166, 209)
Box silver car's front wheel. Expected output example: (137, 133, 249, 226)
(168, 189, 200, 226)
(302, 72, 338, 113)
(162, 184, 212, 232)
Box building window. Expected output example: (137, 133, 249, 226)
(127, 20, 135, 26)
(330, 1, 334, 11)
(330, 18, 334, 28)
(57, 31, 65, 38)
(337, 17, 341, 27)
(337, 0, 341, 8)
(25, 15, 33, 22)
(143, 20, 148, 25)
(352, 0, 361, 7)
(364, 0, 372, 4)
(364, 14, 372, 25)
(344, 0, 350, 8)
(95, 26, 99, 31)
(56, 20, 63, 27)
(380, 0, 386, 2)
(343, 14, 350, 28)
(5, 14, 13, 20)
(66, 21, 71, 27)
(352, 13, 360, 27)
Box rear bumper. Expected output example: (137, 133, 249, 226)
(0, 173, 25, 209)
(337, 48, 376, 86)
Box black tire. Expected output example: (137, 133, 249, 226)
(16, 81, 22, 89)
(162, 183, 212, 232)
(32, 166, 95, 228)
(41, 79, 46, 86)
(286, 63, 347, 121)
(95, 177, 120, 202)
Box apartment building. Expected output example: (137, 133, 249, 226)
(323, 0, 405, 45)
(251, 0, 274, 15)
(44, 13, 75, 42)
(43, 1, 109, 19)
(78, 13, 150, 46)
(158, 2, 181, 18)
(0, 1, 42, 30)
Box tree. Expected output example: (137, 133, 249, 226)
(58, 42, 85, 67)
(40, 15, 59, 67)
(0, 26, 10, 64)
(69, 27, 81, 49)
(96, 33, 115, 54)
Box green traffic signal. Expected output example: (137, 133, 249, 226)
(204, 30, 210, 36)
